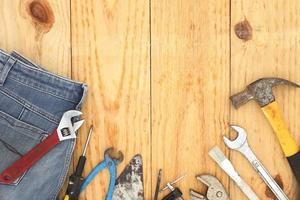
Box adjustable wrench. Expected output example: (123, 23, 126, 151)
(223, 125, 289, 200)
(0, 110, 84, 184)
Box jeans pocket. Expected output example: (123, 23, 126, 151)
(0, 111, 46, 186)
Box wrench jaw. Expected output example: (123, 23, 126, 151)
(190, 189, 206, 200)
(190, 175, 229, 200)
(223, 125, 248, 150)
(57, 110, 84, 141)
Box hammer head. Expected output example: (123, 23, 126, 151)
(230, 77, 300, 108)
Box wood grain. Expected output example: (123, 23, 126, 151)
(151, 0, 230, 199)
(1, 0, 300, 199)
(0, 0, 71, 76)
(231, 0, 300, 199)
(71, 0, 151, 199)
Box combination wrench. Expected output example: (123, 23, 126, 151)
(223, 125, 289, 200)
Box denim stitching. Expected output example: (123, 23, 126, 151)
(0, 88, 59, 124)
(0, 49, 81, 85)
(50, 140, 75, 200)
(0, 119, 43, 141)
(0, 89, 59, 124)
(0, 111, 46, 134)
(7, 76, 78, 104)
(8, 72, 79, 103)
(0, 138, 23, 156)
(0, 57, 15, 86)
(17, 107, 25, 120)
(14, 59, 82, 85)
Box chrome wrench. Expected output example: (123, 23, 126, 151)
(223, 125, 289, 200)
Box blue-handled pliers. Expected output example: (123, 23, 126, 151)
(80, 147, 123, 200)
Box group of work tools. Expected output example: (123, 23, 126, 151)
(152, 77, 299, 200)
(208, 77, 300, 200)
(0, 108, 145, 200)
(0, 77, 299, 199)
(64, 130, 144, 200)
(154, 170, 229, 200)
(230, 77, 300, 183)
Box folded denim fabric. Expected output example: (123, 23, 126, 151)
(0, 49, 87, 200)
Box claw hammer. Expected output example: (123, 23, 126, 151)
(230, 77, 300, 183)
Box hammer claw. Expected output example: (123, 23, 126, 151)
(231, 77, 300, 107)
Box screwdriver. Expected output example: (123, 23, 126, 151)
(161, 174, 187, 200)
(64, 125, 93, 200)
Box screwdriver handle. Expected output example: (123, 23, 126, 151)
(65, 174, 85, 200)
(162, 188, 183, 200)
(75, 156, 86, 176)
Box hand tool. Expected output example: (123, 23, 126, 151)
(112, 154, 144, 200)
(223, 125, 289, 200)
(80, 147, 123, 200)
(230, 77, 300, 182)
(160, 174, 186, 200)
(154, 169, 162, 200)
(0, 110, 84, 184)
(190, 174, 229, 200)
(224, 125, 289, 199)
(64, 125, 93, 200)
(209, 146, 259, 200)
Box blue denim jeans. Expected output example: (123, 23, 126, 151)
(0, 49, 87, 200)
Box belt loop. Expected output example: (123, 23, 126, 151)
(0, 57, 16, 86)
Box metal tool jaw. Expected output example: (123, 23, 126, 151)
(230, 77, 300, 108)
(190, 175, 229, 200)
(223, 125, 248, 150)
(57, 110, 84, 141)
(104, 147, 124, 165)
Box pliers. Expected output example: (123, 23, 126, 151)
(80, 147, 123, 200)
(190, 174, 229, 200)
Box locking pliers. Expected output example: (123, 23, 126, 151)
(190, 174, 229, 200)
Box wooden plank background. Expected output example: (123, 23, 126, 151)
(0, 0, 299, 199)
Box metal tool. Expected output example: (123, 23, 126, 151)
(223, 125, 289, 200)
(209, 146, 259, 200)
(0, 110, 84, 184)
(80, 147, 123, 200)
(154, 169, 162, 200)
(190, 174, 229, 200)
(64, 125, 93, 200)
(112, 154, 144, 200)
(230, 77, 300, 182)
(160, 174, 186, 200)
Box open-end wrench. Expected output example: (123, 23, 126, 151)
(0, 110, 84, 184)
(223, 125, 289, 200)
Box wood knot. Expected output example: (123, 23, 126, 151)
(27, 0, 54, 31)
(234, 18, 252, 41)
(265, 174, 284, 199)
